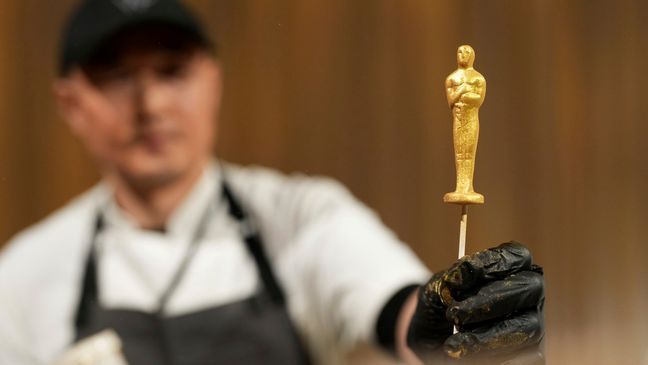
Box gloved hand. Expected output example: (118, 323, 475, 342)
(407, 241, 544, 364)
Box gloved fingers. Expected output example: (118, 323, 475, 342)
(442, 309, 544, 360)
(447, 270, 544, 326)
(443, 241, 534, 295)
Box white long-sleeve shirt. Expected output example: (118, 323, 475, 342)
(0, 163, 430, 364)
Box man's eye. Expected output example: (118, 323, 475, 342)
(94, 68, 131, 84)
(86, 67, 132, 87)
(109, 69, 132, 80)
(159, 64, 187, 78)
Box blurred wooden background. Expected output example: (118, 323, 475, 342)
(1, 0, 648, 363)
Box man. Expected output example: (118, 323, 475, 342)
(0, 0, 545, 364)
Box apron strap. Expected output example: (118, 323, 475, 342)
(221, 181, 286, 306)
(75, 214, 103, 330)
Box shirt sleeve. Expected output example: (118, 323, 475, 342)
(285, 184, 430, 347)
(230, 166, 431, 349)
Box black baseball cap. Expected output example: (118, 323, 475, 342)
(59, 0, 212, 75)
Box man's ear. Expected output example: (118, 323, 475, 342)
(52, 73, 86, 138)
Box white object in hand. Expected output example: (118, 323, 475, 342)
(52, 329, 128, 365)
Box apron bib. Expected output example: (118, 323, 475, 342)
(73, 181, 312, 365)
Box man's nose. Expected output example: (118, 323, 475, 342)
(134, 72, 168, 121)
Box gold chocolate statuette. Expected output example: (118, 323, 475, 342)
(443, 45, 486, 205)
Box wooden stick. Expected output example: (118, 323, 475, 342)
(458, 205, 467, 260)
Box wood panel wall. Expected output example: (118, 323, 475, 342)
(1, 1, 647, 363)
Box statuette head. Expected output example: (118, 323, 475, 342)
(457, 45, 475, 68)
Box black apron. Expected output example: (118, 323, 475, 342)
(73, 182, 312, 365)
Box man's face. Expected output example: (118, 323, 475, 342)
(55, 28, 222, 189)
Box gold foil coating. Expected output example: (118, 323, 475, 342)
(444, 45, 486, 205)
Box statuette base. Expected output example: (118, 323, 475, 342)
(443, 191, 484, 205)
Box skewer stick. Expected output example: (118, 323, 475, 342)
(458, 205, 467, 260)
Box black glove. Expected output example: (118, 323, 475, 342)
(407, 241, 545, 364)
